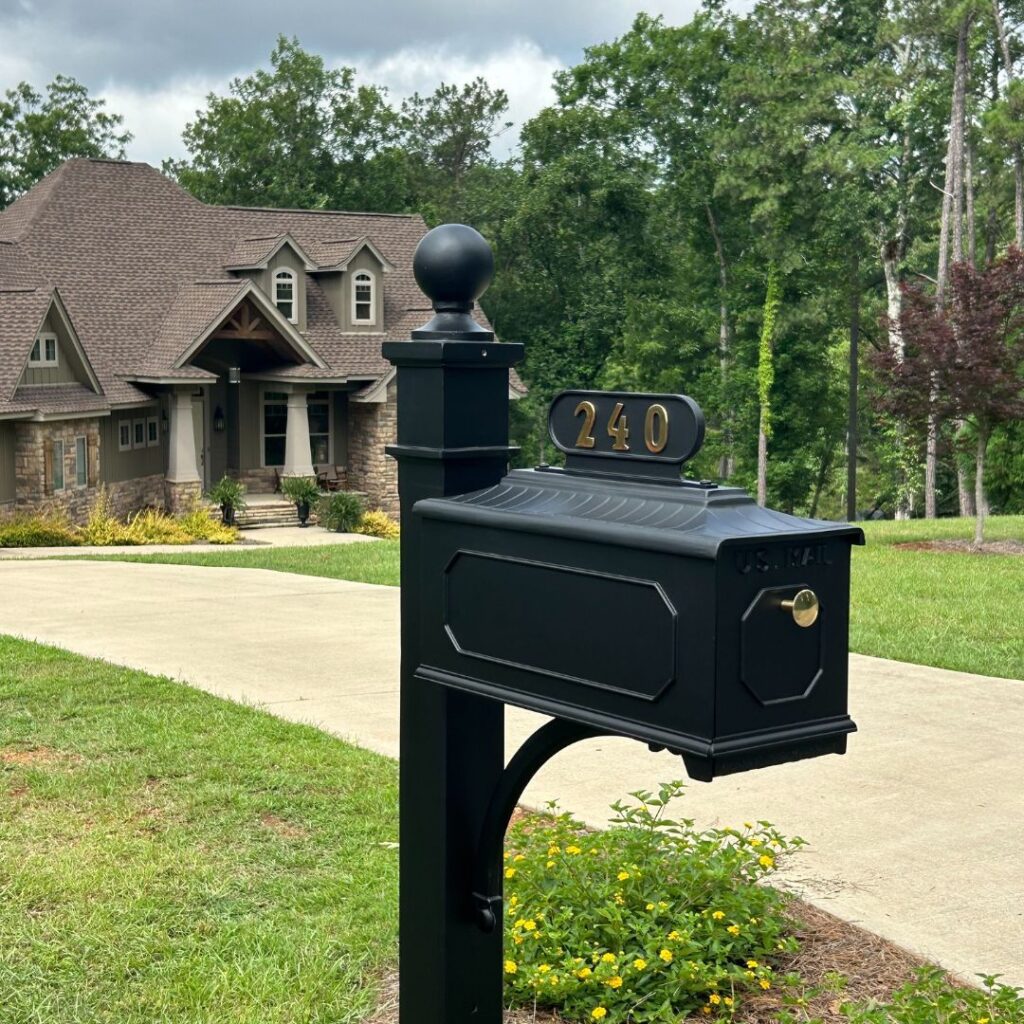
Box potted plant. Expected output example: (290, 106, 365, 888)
(280, 476, 322, 527)
(206, 475, 247, 526)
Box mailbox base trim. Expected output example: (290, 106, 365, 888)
(416, 665, 856, 782)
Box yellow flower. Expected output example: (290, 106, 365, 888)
(711, 911, 726, 920)
(701, 1007, 711, 1016)
(724, 996, 734, 1006)
(513, 854, 525, 862)
(505, 868, 516, 879)
(514, 935, 524, 945)
(758, 855, 774, 868)
(749, 838, 762, 847)
(727, 925, 741, 936)
(538, 964, 551, 973)
(667, 930, 682, 941)
(589, 847, 598, 855)
(548, 845, 560, 856)
(601, 952, 617, 964)
(977, 1018, 990, 1024)
(546, 860, 556, 869)
(633, 959, 647, 971)
(709, 993, 721, 1005)
(566, 845, 582, 855)
(614, 893, 625, 905)
(646, 903, 656, 911)
(504, 960, 518, 974)
(658, 901, 668, 910)
(523, 920, 537, 932)
(503, 851, 510, 860)
(744, 821, 753, 828)
(576, 967, 593, 979)
(617, 871, 630, 881)
(592, 1009, 607, 1021)
(746, 960, 759, 968)
(607, 976, 623, 989)
(508, 895, 518, 907)
(759, 979, 771, 990)
(745, 971, 755, 979)
(659, 949, 674, 963)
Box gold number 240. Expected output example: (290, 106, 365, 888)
(573, 400, 670, 454)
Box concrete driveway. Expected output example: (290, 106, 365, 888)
(0, 558, 1020, 988)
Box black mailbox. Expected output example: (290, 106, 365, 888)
(412, 388, 863, 782)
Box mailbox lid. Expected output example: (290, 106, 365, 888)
(415, 468, 865, 557)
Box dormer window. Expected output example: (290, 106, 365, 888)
(273, 269, 297, 323)
(353, 271, 376, 325)
(30, 332, 59, 367)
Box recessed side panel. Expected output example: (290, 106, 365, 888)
(443, 551, 677, 700)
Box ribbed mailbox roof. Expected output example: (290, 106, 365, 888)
(416, 468, 864, 558)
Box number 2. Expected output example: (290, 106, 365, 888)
(574, 400, 597, 448)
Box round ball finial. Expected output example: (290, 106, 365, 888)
(413, 223, 494, 311)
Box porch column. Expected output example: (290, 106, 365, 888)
(166, 388, 200, 483)
(282, 387, 315, 478)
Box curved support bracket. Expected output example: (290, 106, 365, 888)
(472, 717, 608, 932)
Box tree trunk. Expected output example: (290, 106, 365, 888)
(706, 202, 734, 479)
(993, 0, 1024, 246)
(966, 139, 977, 267)
(756, 426, 768, 507)
(930, 12, 974, 519)
(974, 427, 988, 546)
(847, 253, 860, 522)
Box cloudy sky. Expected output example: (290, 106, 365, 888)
(0, 0, 750, 165)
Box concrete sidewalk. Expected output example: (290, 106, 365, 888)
(0, 526, 377, 559)
(0, 558, 1020, 988)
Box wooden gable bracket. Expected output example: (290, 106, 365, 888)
(216, 301, 277, 342)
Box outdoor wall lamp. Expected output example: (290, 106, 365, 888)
(228, 367, 241, 384)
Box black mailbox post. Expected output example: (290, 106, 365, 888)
(385, 225, 863, 1024)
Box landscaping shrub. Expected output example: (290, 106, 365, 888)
(355, 509, 400, 539)
(176, 506, 237, 544)
(319, 490, 365, 532)
(503, 783, 803, 1022)
(0, 513, 81, 547)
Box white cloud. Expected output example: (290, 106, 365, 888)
(101, 77, 229, 165)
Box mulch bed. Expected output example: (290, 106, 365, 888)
(895, 539, 1024, 555)
(366, 897, 931, 1023)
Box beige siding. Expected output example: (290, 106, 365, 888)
(319, 272, 345, 325)
(238, 381, 262, 470)
(267, 246, 307, 330)
(100, 405, 165, 484)
(0, 422, 15, 503)
(343, 249, 385, 331)
(19, 309, 91, 387)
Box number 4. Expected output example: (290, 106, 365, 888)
(607, 402, 629, 451)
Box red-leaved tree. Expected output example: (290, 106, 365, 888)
(874, 248, 1024, 544)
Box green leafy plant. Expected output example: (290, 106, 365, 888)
(503, 783, 803, 1022)
(206, 475, 247, 517)
(834, 967, 1024, 1024)
(280, 476, 322, 508)
(355, 509, 399, 539)
(318, 491, 365, 532)
(0, 513, 81, 547)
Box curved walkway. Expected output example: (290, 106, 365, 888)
(0, 558, 1020, 988)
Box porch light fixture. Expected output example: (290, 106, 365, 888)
(228, 367, 242, 384)
(213, 406, 225, 433)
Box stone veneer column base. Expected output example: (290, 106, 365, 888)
(165, 480, 202, 514)
(346, 381, 399, 517)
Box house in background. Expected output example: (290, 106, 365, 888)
(0, 158, 519, 522)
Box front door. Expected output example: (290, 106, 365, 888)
(191, 397, 207, 489)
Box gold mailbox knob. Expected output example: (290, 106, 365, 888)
(781, 589, 819, 628)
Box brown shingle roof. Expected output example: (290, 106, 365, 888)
(7, 382, 112, 415)
(0, 158, 519, 415)
(0, 287, 53, 401)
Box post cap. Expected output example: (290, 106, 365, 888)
(411, 224, 495, 340)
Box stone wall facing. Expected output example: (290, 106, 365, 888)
(346, 382, 398, 516)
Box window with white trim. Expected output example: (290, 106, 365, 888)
(352, 271, 375, 324)
(146, 417, 159, 447)
(274, 269, 297, 322)
(263, 391, 288, 467)
(132, 418, 146, 449)
(51, 439, 65, 491)
(75, 436, 87, 488)
(30, 332, 59, 367)
(308, 391, 331, 465)
(118, 421, 132, 452)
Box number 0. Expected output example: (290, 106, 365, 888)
(644, 404, 669, 453)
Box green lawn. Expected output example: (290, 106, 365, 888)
(0, 636, 398, 1024)
(83, 516, 1024, 680)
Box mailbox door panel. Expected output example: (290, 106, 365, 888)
(715, 540, 854, 741)
(418, 519, 716, 751)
